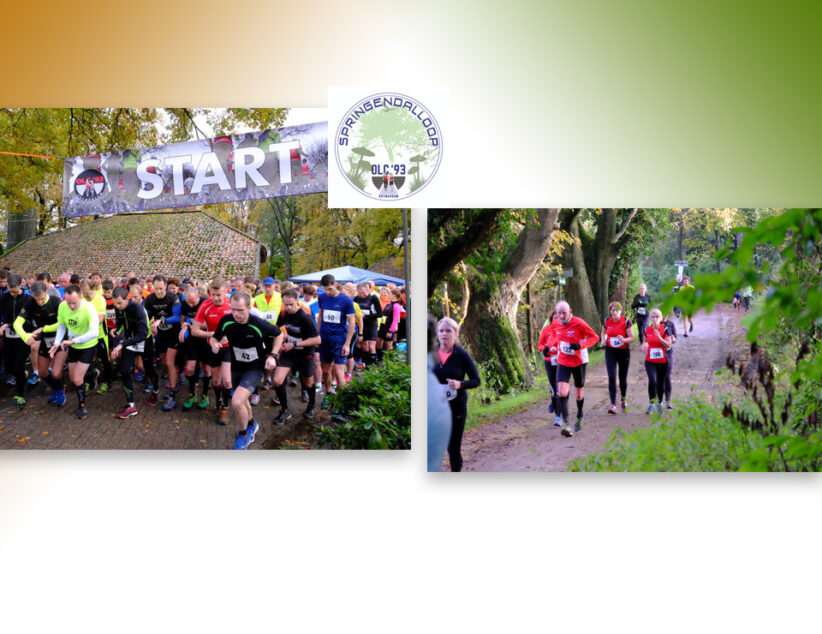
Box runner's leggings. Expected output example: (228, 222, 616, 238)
(663, 348, 674, 401)
(605, 347, 630, 405)
(645, 360, 668, 403)
(3, 337, 28, 398)
(636, 316, 648, 344)
(120, 343, 158, 403)
(447, 398, 467, 472)
(543, 358, 558, 412)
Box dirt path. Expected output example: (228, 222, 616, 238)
(455, 305, 743, 471)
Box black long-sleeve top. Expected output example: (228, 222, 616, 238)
(630, 293, 651, 320)
(433, 344, 481, 407)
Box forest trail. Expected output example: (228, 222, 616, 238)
(453, 305, 743, 472)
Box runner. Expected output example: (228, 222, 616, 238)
(110, 286, 159, 418)
(251, 276, 282, 405)
(78, 279, 106, 394)
(354, 282, 382, 368)
(272, 288, 321, 423)
(732, 289, 741, 311)
(640, 308, 673, 414)
(212, 290, 283, 449)
(301, 284, 324, 400)
(178, 284, 208, 411)
(0, 274, 34, 407)
(191, 277, 233, 424)
(98, 278, 119, 394)
(537, 309, 561, 426)
(680, 275, 694, 336)
(551, 300, 599, 437)
(742, 285, 753, 311)
(317, 274, 356, 407)
(47, 284, 100, 419)
(378, 287, 403, 357)
(630, 283, 651, 344)
(600, 301, 634, 415)
(342, 283, 363, 380)
(662, 311, 678, 410)
(144, 275, 182, 410)
(672, 274, 684, 320)
(13, 281, 63, 405)
(433, 317, 481, 472)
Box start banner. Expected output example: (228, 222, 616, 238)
(62, 122, 328, 217)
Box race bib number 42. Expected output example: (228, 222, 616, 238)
(650, 347, 665, 360)
(234, 346, 259, 362)
(323, 310, 341, 324)
(559, 341, 575, 356)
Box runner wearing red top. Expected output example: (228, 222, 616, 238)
(537, 310, 562, 427)
(600, 301, 635, 415)
(552, 301, 599, 437)
(191, 277, 233, 425)
(640, 308, 673, 414)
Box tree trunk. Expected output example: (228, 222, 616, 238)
(560, 210, 603, 329)
(611, 267, 630, 307)
(461, 209, 561, 389)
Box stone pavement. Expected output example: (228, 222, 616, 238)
(0, 377, 326, 450)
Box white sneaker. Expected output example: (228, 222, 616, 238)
(561, 424, 574, 437)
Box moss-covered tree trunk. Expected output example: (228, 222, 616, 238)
(560, 210, 601, 328)
(461, 209, 561, 391)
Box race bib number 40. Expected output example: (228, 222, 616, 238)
(650, 347, 665, 360)
(323, 310, 341, 324)
(559, 341, 575, 356)
(233, 346, 259, 362)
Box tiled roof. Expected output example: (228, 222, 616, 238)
(0, 211, 263, 280)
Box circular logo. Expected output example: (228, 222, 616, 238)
(335, 92, 442, 200)
(73, 169, 106, 200)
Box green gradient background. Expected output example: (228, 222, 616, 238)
(1, 1, 820, 204)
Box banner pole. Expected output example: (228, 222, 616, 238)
(403, 208, 410, 365)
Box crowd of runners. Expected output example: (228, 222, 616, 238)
(429, 273, 720, 471)
(0, 268, 407, 449)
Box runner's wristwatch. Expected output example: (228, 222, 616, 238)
(268, 352, 279, 360)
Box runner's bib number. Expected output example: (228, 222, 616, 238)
(43, 336, 55, 348)
(323, 310, 341, 324)
(5, 329, 19, 339)
(126, 340, 145, 353)
(610, 337, 623, 348)
(637, 307, 646, 315)
(650, 347, 665, 360)
(550, 355, 558, 365)
(287, 335, 300, 346)
(233, 346, 259, 362)
(441, 384, 457, 402)
(106, 309, 116, 321)
(158, 322, 172, 331)
(263, 311, 276, 322)
(560, 341, 576, 356)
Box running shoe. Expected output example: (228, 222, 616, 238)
(328, 384, 336, 395)
(54, 389, 66, 407)
(666, 401, 673, 410)
(657, 402, 665, 414)
(76, 406, 88, 420)
(560, 424, 574, 437)
(147, 391, 159, 406)
(117, 405, 138, 419)
(301, 390, 308, 403)
(690, 322, 694, 333)
(250, 393, 260, 406)
(321, 396, 329, 409)
(232, 433, 251, 450)
(553, 415, 562, 427)
(6, 375, 16, 386)
(548, 401, 554, 414)
(134, 370, 145, 383)
(574, 418, 583, 433)
(96, 382, 110, 395)
(273, 410, 292, 425)
(289, 378, 298, 388)
(683, 332, 688, 338)
(270, 394, 280, 406)
(645, 404, 656, 415)
(162, 395, 176, 412)
(217, 407, 228, 425)
(303, 407, 315, 420)
(263, 377, 272, 390)
(246, 419, 259, 444)
(183, 394, 197, 410)
(621, 400, 628, 413)
(197, 394, 209, 410)
(607, 404, 617, 415)
(27, 373, 39, 386)
(47, 390, 59, 404)
(14, 396, 26, 410)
